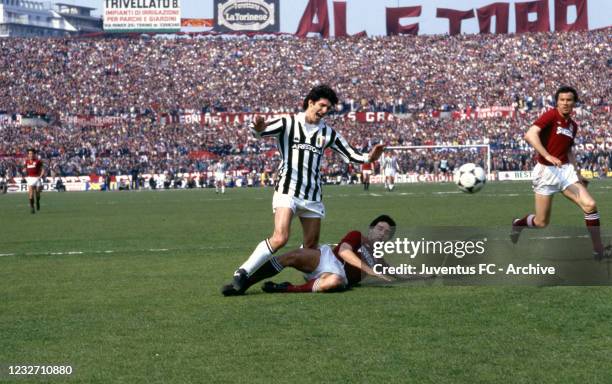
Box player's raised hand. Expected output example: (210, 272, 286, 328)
(252, 116, 266, 133)
(544, 154, 562, 167)
(368, 144, 385, 162)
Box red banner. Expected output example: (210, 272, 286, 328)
(161, 111, 396, 125)
(181, 18, 214, 27)
(432, 106, 517, 119)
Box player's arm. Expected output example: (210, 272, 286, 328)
(524, 124, 562, 166)
(250, 116, 285, 138)
(329, 131, 385, 164)
(337, 243, 392, 281)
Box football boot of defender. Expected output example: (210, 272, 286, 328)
(510, 218, 523, 244)
(261, 281, 291, 293)
(593, 245, 612, 262)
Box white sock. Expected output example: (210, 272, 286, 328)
(390, 184, 394, 191)
(222, 185, 225, 193)
(239, 239, 274, 275)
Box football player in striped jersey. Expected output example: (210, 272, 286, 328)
(222, 85, 384, 295)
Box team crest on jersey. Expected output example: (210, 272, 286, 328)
(556, 126, 573, 138)
(316, 135, 324, 148)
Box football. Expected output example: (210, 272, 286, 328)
(454, 163, 486, 193)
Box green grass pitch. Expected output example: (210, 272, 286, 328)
(1, 181, 612, 383)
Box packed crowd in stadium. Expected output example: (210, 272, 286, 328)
(0, 30, 610, 183)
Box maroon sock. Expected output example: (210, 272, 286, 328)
(513, 214, 535, 228)
(286, 279, 317, 293)
(585, 211, 603, 254)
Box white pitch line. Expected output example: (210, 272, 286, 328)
(0, 244, 249, 259)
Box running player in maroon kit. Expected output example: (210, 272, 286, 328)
(24, 148, 45, 214)
(361, 162, 372, 190)
(510, 86, 610, 260)
(222, 215, 397, 295)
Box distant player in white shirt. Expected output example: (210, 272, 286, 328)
(382, 151, 401, 191)
(214, 161, 227, 194)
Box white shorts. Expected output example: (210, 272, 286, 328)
(272, 192, 325, 219)
(304, 245, 348, 285)
(362, 170, 372, 176)
(532, 163, 579, 195)
(26, 177, 42, 188)
(215, 172, 225, 182)
(385, 170, 396, 178)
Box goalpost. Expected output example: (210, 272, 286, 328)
(382, 144, 491, 180)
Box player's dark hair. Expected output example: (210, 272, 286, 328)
(302, 85, 339, 110)
(370, 215, 396, 236)
(555, 86, 578, 103)
(27, 148, 36, 154)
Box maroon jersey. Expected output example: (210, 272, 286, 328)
(533, 108, 577, 165)
(25, 159, 43, 177)
(333, 231, 377, 285)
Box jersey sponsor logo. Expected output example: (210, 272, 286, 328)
(556, 126, 573, 138)
(292, 142, 321, 155)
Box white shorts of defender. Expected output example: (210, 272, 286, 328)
(303, 244, 348, 286)
(26, 177, 42, 188)
(385, 170, 396, 178)
(532, 163, 579, 196)
(272, 192, 325, 219)
(215, 172, 225, 182)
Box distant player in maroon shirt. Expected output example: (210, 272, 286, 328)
(511, 86, 609, 260)
(222, 215, 397, 295)
(23, 148, 45, 214)
(361, 162, 372, 190)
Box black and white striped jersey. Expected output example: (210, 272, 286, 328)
(251, 112, 369, 202)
